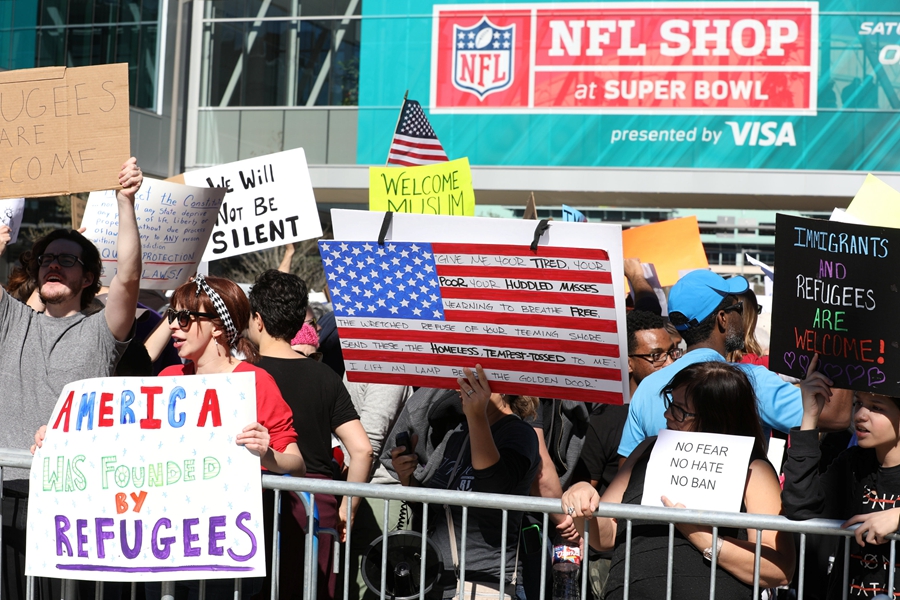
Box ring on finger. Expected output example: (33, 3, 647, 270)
(566, 506, 575, 516)
(466, 389, 475, 396)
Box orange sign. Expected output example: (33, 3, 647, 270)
(622, 216, 708, 287)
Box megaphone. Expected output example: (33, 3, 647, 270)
(361, 531, 444, 600)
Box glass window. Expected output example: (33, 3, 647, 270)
(241, 20, 289, 106)
(37, 26, 64, 66)
(119, 0, 141, 22)
(135, 23, 157, 109)
(331, 18, 358, 105)
(295, 20, 331, 105)
(91, 25, 116, 65)
(116, 23, 140, 105)
(67, 26, 92, 66)
(94, 0, 119, 24)
(203, 21, 245, 106)
(68, 0, 93, 25)
(40, 0, 66, 27)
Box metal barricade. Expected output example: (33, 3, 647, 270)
(2, 448, 896, 600)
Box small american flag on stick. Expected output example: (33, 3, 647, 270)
(319, 240, 625, 404)
(386, 99, 449, 167)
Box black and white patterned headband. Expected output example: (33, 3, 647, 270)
(193, 274, 238, 345)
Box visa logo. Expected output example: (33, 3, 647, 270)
(725, 121, 796, 146)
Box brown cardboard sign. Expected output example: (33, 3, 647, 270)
(0, 64, 130, 198)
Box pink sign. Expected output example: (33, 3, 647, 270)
(430, 2, 818, 114)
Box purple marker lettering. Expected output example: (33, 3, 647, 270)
(95, 518, 114, 558)
(76, 519, 89, 558)
(183, 518, 201, 557)
(151, 518, 174, 559)
(209, 516, 226, 556)
(55, 515, 73, 556)
(120, 520, 142, 559)
(227, 511, 257, 562)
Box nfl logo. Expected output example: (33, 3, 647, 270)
(452, 17, 515, 99)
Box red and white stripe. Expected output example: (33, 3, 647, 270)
(387, 134, 449, 167)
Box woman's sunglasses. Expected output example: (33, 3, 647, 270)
(166, 308, 218, 330)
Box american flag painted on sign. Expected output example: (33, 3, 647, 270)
(319, 240, 624, 404)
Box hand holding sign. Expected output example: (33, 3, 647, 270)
(799, 354, 834, 430)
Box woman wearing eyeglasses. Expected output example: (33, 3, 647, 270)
(562, 361, 795, 599)
(726, 288, 769, 368)
(158, 274, 305, 477)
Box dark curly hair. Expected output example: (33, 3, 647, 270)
(28, 230, 102, 310)
(626, 310, 669, 354)
(248, 269, 309, 342)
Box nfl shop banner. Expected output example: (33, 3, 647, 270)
(357, 0, 900, 172)
(26, 373, 266, 581)
(326, 209, 629, 404)
(431, 2, 816, 114)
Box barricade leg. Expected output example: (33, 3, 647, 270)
(161, 580, 175, 600)
(272, 489, 281, 600)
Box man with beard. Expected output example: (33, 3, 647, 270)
(0, 157, 143, 466)
(617, 270, 846, 459)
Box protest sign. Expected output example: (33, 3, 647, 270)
(523, 192, 537, 220)
(622, 217, 708, 287)
(176, 148, 322, 262)
(0, 197, 24, 243)
(0, 64, 130, 198)
(641, 429, 755, 512)
(327, 209, 628, 404)
(369, 158, 475, 216)
(26, 373, 266, 581)
(71, 196, 87, 229)
(82, 178, 225, 289)
(845, 174, 900, 229)
(561, 205, 587, 222)
(769, 214, 900, 395)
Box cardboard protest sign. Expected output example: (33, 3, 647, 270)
(26, 373, 266, 581)
(561, 205, 587, 223)
(622, 217, 708, 287)
(0, 197, 24, 243)
(0, 64, 130, 198)
(641, 430, 755, 512)
(369, 158, 475, 216)
(71, 196, 88, 229)
(846, 174, 900, 228)
(769, 214, 900, 395)
(82, 178, 226, 289)
(177, 148, 322, 262)
(327, 209, 628, 404)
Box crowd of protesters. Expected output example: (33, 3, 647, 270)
(0, 159, 895, 600)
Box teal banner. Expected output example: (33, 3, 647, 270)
(358, 1, 900, 171)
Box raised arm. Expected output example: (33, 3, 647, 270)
(105, 158, 143, 341)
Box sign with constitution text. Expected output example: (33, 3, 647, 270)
(327, 209, 628, 403)
(26, 373, 265, 581)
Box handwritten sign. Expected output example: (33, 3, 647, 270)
(0, 197, 24, 243)
(0, 64, 130, 198)
(26, 373, 265, 581)
(369, 158, 475, 216)
(175, 148, 322, 261)
(622, 217, 708, 287)
(327, 209, 629, 403)
(82, 178, 225, 289)
(770, 214, 900, 395)
(846, 174, 900, 229)
(642, 430, 755, 512)
(561, 205, 587, 223)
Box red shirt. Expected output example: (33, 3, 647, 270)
(159, 361, 298, 452)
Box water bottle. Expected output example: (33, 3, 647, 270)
(552, 545, 582, 600)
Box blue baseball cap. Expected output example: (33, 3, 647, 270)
(668, 271, 749, 331)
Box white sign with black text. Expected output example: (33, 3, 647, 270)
(641, 429, 755, 513)
(184, 148, 323, 262)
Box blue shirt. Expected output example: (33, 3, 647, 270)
(617, 347, 803, 458)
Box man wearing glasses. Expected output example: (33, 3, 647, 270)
(0, 158, 143, 463)
(617, 270, 848, 460)
(626, 310, 683, 396)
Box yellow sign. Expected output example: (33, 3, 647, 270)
(846, 174, 900, 228)
(369, 158, 475, 216)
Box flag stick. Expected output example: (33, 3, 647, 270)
(385, 90, 410, 166)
